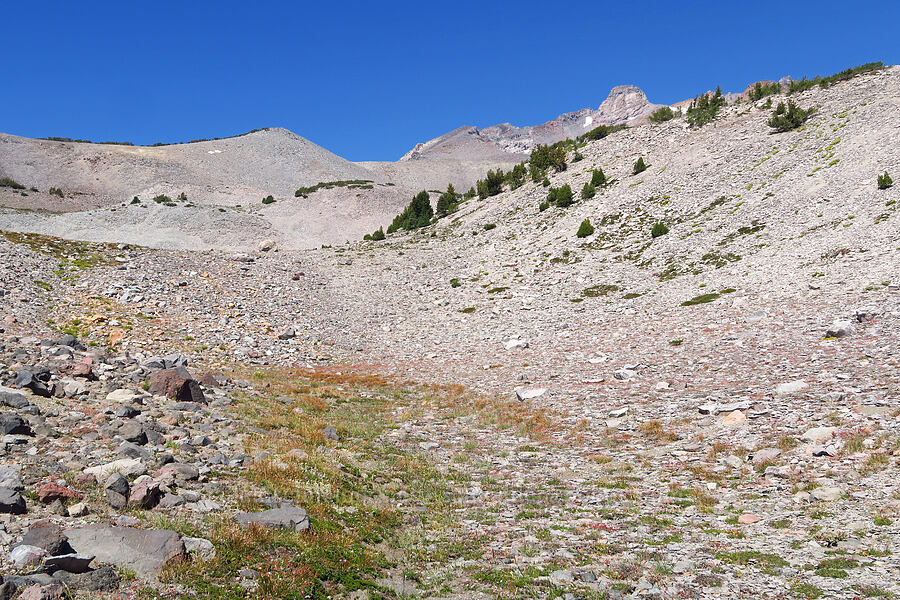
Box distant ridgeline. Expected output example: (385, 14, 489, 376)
(38, 128, 274, 147)
(364, 61, 886, 242)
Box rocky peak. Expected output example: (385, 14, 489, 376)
(594, 85, 659, 124)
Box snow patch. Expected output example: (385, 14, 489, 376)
(207, 150, 223, 154)
(583, 115, 594, 128)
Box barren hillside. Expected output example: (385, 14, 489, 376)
(0, 65, 898, 600)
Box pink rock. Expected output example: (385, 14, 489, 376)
(17, 584, 66, 600)
(70, 363, 95, 379)
(738, 513, 761, 524)
(129, 480, 161, 509)
(36, 482, 83, 504)
(721, 410, 747, 425)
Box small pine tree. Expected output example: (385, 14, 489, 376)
(177, 191, 188, 202)
(581, 182, 596, 199)
(878, 172, 893, 189)
(590, 168, 607, 187)
(685, 87, 726, 128)
(436, 183, 458, 216)
(633, 157, 648, 175)
(505, 163, 527, 190)
(576, 218, 595, 238)
(386, 190, 433, 233)
(371, 227, 385, 240)
(651, 222, 669, 238)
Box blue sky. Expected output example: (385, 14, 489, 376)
(3, 1, 897, 161)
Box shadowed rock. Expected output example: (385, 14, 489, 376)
(147, 367, 205, 404)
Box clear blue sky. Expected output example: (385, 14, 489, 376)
(3, 0, 897, 161)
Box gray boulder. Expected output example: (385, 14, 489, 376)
(21, 523, 72, 556)
(0, 487, 26, 514)
(234, 506, 310, 532)
(65, 526, 186, 579)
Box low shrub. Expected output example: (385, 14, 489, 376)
(0, 177, 24, 189)
(649, 106, 675, 123)
(577, 123, 627, 142)
(546, 184, 574, 208)
(363, 227, 385, 241)
(651, 222, 669, 238)
(295, 179, 373, 198)
(48, 187, 64, 198)
(767, 100, 815, 132)
(877, 172, 893, 190)
(788, 62, 883, 94)
(262, 195, 275, 204)
(685, 87, 726, 128)
(581, 182, 596, 199)
(576, 218, 595, 238)
(748, 81, 781, 102)
(483, 223, 496, 231)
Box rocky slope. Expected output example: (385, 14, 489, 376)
(0, 65, 898, 599)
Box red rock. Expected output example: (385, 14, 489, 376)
(147, 367, 205, 403)
(73, 473, 96, 487)
(70, 363, 95, 379)
(129, 480, 161, 509)
(738, 513, 761, 524)
(36, 483, 82, 504)
(197, 372, 220, 388)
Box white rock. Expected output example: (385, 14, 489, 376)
(776, 380, 808, 395)
(106, 389, 141, 403)
(811, 487, 842, 502)
(825, 320, 855, 338)
(68, 502, 89, 517)
(504, 339, 529, 350)
(801, 427, 836, 443)
(613, 369, 635, 381)
(183, 536, 217, 560)
(10, 544, 45, 567)
(515, 388, 547, 401)
(84, 458, 146, 479)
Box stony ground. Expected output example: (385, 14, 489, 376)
(0, 66, 898, 599)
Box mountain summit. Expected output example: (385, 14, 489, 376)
(399, 85, 664, 162)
